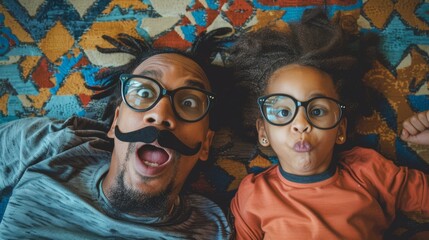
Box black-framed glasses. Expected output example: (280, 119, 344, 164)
(257, 94, 346, 129)
(120, 74, 215, 122)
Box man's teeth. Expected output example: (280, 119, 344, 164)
(144, 161, 160, 167)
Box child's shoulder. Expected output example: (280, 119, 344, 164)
(338, 146, 400, 177)
(340, 146, 389, 165)
(238, 165, 279, 188)
(233, 165, 279, 205)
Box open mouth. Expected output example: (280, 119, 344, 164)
(137, 145, 170, 167)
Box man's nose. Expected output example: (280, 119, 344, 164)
(142, 97, 176, 129)
(291, 107, 311, 133)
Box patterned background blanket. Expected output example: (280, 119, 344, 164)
(1, 0, 429, 236)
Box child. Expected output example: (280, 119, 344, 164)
(229, 8, 429, 239)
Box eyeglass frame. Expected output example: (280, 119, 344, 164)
(119, 74, 216, 122)
(257, 94, 346, 130)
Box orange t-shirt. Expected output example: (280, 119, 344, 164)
(230, 147, 429, 240)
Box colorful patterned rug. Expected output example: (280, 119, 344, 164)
(1, 0, 429, 234)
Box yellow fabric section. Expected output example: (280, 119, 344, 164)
(38, 22, 75, 63)
(57, 72, 93, 96)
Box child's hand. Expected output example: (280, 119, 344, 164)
(401, 110, 429, 145)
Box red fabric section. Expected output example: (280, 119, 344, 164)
(224, 0, 253, 26)
(32, 57, 54, 88)
(154, 31, 192, 50)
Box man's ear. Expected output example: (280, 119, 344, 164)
(256, 118, 270, 147)
(107, 107, 120, 139)
(199, 129, 215, 161)
(336, 118, 348, 145)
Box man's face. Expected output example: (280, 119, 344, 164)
(103, 53, 214, 217)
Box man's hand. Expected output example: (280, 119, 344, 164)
(401, 110, 429, 145)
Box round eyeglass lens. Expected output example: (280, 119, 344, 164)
(124, 77, 160, 110)
(174, 89, 208, 121)
(263, 95, 296, 125)
(306, 98, 341, 128)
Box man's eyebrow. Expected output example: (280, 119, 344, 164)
(140, 70, 162, 79)
(187, 80, 207, 90)
(139, 70, 208, 90)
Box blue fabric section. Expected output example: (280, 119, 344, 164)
(205, 0, 219, 10)
(205, 164, 232, 191)
(6, 95, 25, 118)
(44, 96, 86, 119)
(379, 16, 429, 68)
(408, 95, 429, 112)
(0, 192, 11, 223)
(415, 3, 429, 22)
(192, 10, 207, 26)
(396, 139, 429, 173)
(1, 64, 38, 95)
(180, 25, 197, 42)
(0, 13, 19, 55)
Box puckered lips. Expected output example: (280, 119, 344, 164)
(134, 143, 172, 177)
(293, 140, 311, 152)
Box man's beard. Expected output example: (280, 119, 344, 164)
(107, 143, 177, 217)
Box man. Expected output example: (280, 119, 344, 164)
(0, 30, 232, 239)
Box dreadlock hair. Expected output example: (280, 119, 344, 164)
(88, 28, 233, 130)
(229, 8, 378, 145)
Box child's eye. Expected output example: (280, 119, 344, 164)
(276, 108, 292, 118)
(310, 107, 327, 117)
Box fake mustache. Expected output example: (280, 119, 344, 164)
(114, 126, 202, 156)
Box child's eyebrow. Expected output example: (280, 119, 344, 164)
(308, 93, 332, 98)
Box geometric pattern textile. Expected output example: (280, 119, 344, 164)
(1, 1, 429, 232)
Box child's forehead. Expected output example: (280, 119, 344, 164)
(266, 64, 338, 99)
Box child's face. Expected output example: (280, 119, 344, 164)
(257, 64, 347, 176)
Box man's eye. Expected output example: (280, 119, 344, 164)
(182, 98, 198, 108)
(137, 88, 154, 98)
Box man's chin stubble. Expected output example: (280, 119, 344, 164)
(107, 169, 174, 217)
(106, 142, 177, 217)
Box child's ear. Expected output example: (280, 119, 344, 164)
(336, 118, 347, 145)
(256, 118, 270, 147)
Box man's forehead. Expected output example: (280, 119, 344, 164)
(132, 53, 210, 88)
(136, 53, 206, 75)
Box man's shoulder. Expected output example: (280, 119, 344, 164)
(186, 193, 226, 215)
(183, 194, 232, 238)
(0, 116, 109, 135)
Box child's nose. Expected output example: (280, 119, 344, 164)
(291, 107, 311, 133)
(142, 97, 176, 129)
